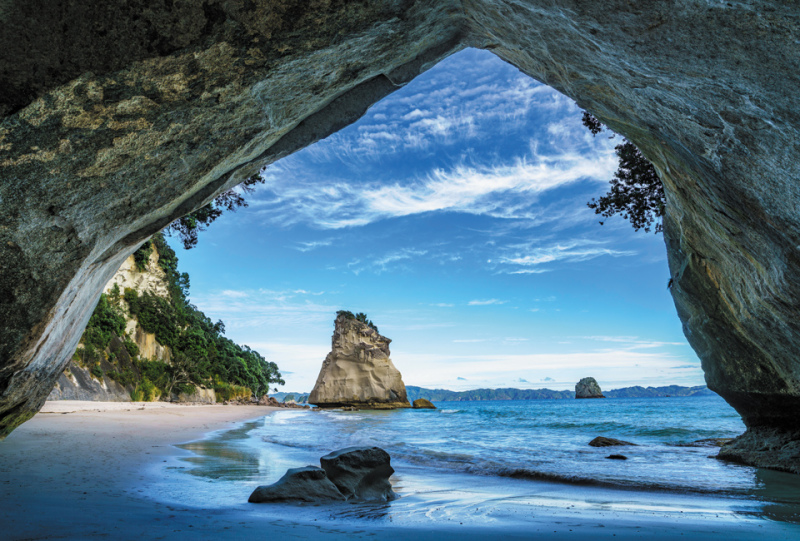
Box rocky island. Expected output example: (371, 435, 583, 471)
(308, 312, 410, 410)
(575, 377, 605, 399)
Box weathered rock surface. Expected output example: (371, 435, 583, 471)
(48, 246, 173, 403)
(575, 377, 604, 399)
(589, 437, 638, 448)
(47, 335, 137, 402)
(1, 1, 800, 472)
(175, 387, 216, 405)
(308, 315, 410, 409)
(248, 466, 345, 503)
(677, 438, 734, 448)
(412, 398, 436, 409)
(717, 428, 800, 475)
(320, 447, 397, 502)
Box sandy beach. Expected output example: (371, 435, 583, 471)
(1, 401, 799, 540)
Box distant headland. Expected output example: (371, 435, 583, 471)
(405, 385, 715, 402)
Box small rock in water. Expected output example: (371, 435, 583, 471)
(589, 436, 638, 447)
(248, 466, 345, 503)
(678, 438, 734, 448)
(575, 377, 605, 399)
(320, 446, 397, 501)
(606, 454, 628, 460)
(412, 398, 436, 409)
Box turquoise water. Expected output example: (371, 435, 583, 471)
(157, 396, 800, 525)
(244, 396, 768, 494)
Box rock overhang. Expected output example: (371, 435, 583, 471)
(1, 1, 799, 471)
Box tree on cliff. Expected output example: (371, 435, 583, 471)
(336, 310, 379, 333)
(583, 112, 665, 233)
(166, 171, 266, 249)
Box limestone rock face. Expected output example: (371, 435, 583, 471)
(575, 377, 604, 399)
(248, 466, 345, 503)
(319, 447, 397, 502)
(309, 316, 410, 409)
(1, 1, 800, 470)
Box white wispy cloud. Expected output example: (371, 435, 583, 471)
(253, 149, 615, 230)
(220, 289, 249, 298)
(468, 299, 506, 306)
(496, 239, 636, 273)
(579, 335, 687, 350)
(295, 239, 334, 252)
(190, 289, 338, 331)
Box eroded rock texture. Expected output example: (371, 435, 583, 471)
(575, 377, 604, 399)
(309, 315, 411, 409)
(1, 1, 800, 470)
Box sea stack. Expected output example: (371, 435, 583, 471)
(576, 377, 605, 399)
(308, 313, 411, 409)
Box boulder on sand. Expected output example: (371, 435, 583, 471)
(248, 466, 345, 503)
(589, 436, 638, 447)
(320, 446, 397, 502)
(412, 398, 436, 409)
(575, 377, 605, 399)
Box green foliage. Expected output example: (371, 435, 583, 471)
(90, 364, 104, 380)
(137, 360, 171, 393)
(133, 377, 157, 402)
(165, 173, 265, 249)
(132, 240, 153, 271)
(108, 283, 122, 303)
(337, 310, 379, 333)
(72, 231, 284, 402)
(84, 294, 126, 350)
(107, 368, 137, 386)
(212, 376, 252, 402)
(123, 338, 139, 359)
(124, 289, 183, 349)
(582, 112, 665, 233)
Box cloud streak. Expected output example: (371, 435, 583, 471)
(253, 151, 616, 231)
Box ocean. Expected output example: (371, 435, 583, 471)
(152, 395, 800, 528)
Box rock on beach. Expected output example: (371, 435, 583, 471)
(248, 466, 345, 503)
(320, 446, 397, 502)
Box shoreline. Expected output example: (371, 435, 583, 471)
(1, 401, 799, 540)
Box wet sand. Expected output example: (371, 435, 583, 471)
(0, 401, 798, 540)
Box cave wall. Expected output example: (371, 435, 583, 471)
(1, 0, 800, 468)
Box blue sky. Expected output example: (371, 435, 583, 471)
(169, 48, 705, 393)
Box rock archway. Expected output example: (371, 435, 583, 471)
(1, 1, 799, 470)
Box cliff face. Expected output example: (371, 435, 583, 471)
(1, 1, 800, 470)
(48, 247, 174, 402)
(309, 316, 410, 409)
(105, 249, 172, 363)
